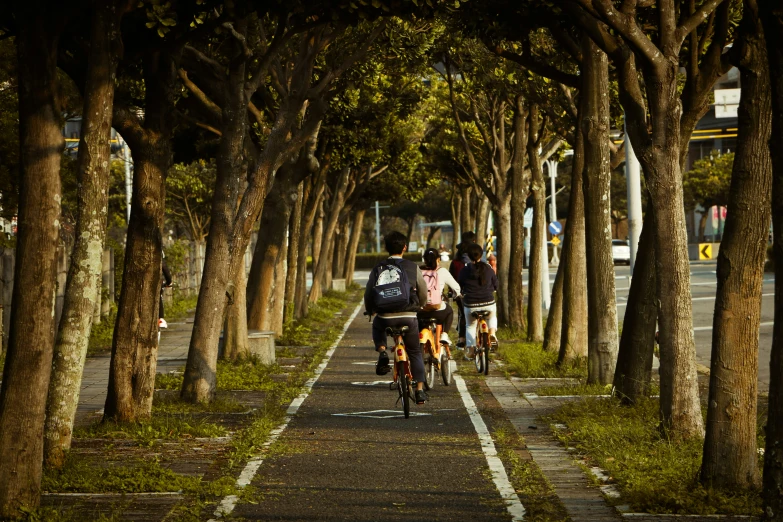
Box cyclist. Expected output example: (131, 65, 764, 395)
(458, 242, 498, 359)
(417, 248, 460, 348)
(450, 231, 476, 348)
(364, 231, 429, 404)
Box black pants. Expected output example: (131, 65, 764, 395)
(372, 315, 425, 383)
(416, 306, 454, 334)
(456, 296, 466, 339)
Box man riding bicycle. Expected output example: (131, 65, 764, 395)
(364, 231, 429, 404)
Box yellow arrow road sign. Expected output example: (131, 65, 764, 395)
(699, 243, 712, 260)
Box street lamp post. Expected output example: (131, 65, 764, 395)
(624, 118, 643, 273)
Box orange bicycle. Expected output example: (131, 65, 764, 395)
(471, 310, 495, 375)
(386, 325, 416, 418)
(419, 318, 451, 389)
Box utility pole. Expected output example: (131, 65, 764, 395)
(546, 159, 559, 265)
(625, 118, 643, 273)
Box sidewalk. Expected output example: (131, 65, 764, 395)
(75, 318, 193, 425)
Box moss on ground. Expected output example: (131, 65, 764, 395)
(496, 340, 586, 379)
(545, 397, 762, 516)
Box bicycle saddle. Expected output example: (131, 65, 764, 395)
(385, 326, 409, 335)
(471, 310, 492, 319)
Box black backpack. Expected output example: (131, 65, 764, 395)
(370, 258, 411, 313)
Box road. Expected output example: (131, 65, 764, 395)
(339, 260, 776, 391)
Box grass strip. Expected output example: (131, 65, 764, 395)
(545, 397, 762, 516)
(496, 340, 586, 379)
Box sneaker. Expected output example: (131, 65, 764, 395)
(490, 335, 498, 348)
(158, 318, 168, 329)
(415, 389, 428, 404)
(440, 332, 452, 346)
(376, 350, 390, 376)
(466, 346, 476, 359)
(456, 338, 466, 349)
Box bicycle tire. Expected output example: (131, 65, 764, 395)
(424, 355, 435, 391)
(441, 352, 451, 386)
(474, 345, 484, 373)
(398, 361, 410, 419)
(481, 332, 490, 375)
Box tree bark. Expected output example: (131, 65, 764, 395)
(508, 96, 529, 332)
(296, 176, 326, 318)
(527, 105, 546, 343)
(475, 195, 490, 250)
(451, 190, 462, 253)
(284, 182, 304, 318)
(180, 34, 249, 403)
(558, 116, 588, 364)
(223, 264, 249, 359)
(312, 201, 325, 273)
(460, 185, 473, 236)
(761, 1, 783, 517)
(613, 217, 657, 402)
(332, 217, 349, 279)
(426, 226, 441, 249)
(104, 50, 174, 422)
(582, 37, 619, 385)
(309, 167, 350, 303)
(544, 254, 565, 352)
(246, 179, 294, 331)
(270, 229, 288, 335)
(344, 208, 366, 287)
(45, 0, 122, 468)
(701, 1, 771, 488)
(0, 9, 64, 515)
(647, 67, 705, 438)
(494, 199, 512, 326)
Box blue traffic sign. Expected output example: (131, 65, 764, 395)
(549, 221, 563, 235)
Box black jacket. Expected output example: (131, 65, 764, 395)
(457, 262, 498, 307)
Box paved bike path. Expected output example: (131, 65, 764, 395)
(231, 306, 516, 521)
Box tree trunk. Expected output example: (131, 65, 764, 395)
(270, 231, 288, 335)
(309, 167, 350, 303)
(0, 11, 64, 515)
(494, 199, 512, 326)
(451, 190, 462, 252)
(527, 106, 546, 343)
(284, 182, 304, 319)
(312, 201, 325, 273)
(344, 208, 366, 287)
(613, 217, 657, 402)
(426, 226, 441, 249)
(223, 264, 249, 359)
(559, 117, 588, 364)
(44, 0, 121, 469)
(104, 51, 174, 422)
(246, 180, 294, 331)
(508, 96, 529, 332)
(475, 196, 490, 249)
(761, 1, 783, 517)
(544, 254, 565, 352)
(296, 178, 325, 318)
(180, 38, 249, 403)
(332, 218, 349, 279)
(460, 185, 473, 236)
(701, 3, 771, 488)
(646, 66, 704, 438)
(582, 38, 618, 385)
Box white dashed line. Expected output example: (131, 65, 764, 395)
(454, 374, 526, 521)
(208, 302, 363, 521)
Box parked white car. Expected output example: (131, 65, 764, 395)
(612, 239, 631, 265)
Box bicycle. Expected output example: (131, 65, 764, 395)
(419, 318, 451, 389)
(386, 325, 416, 418)
(364, 311, 416, 419)
(471, 310, 496, 375)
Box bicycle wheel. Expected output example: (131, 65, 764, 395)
(441, 352, 451, 386)
(425, 355, 436, 391)
(474, 345, 484, 374)
(481, 332, 490, 375)
(398, 361, 410, 419)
